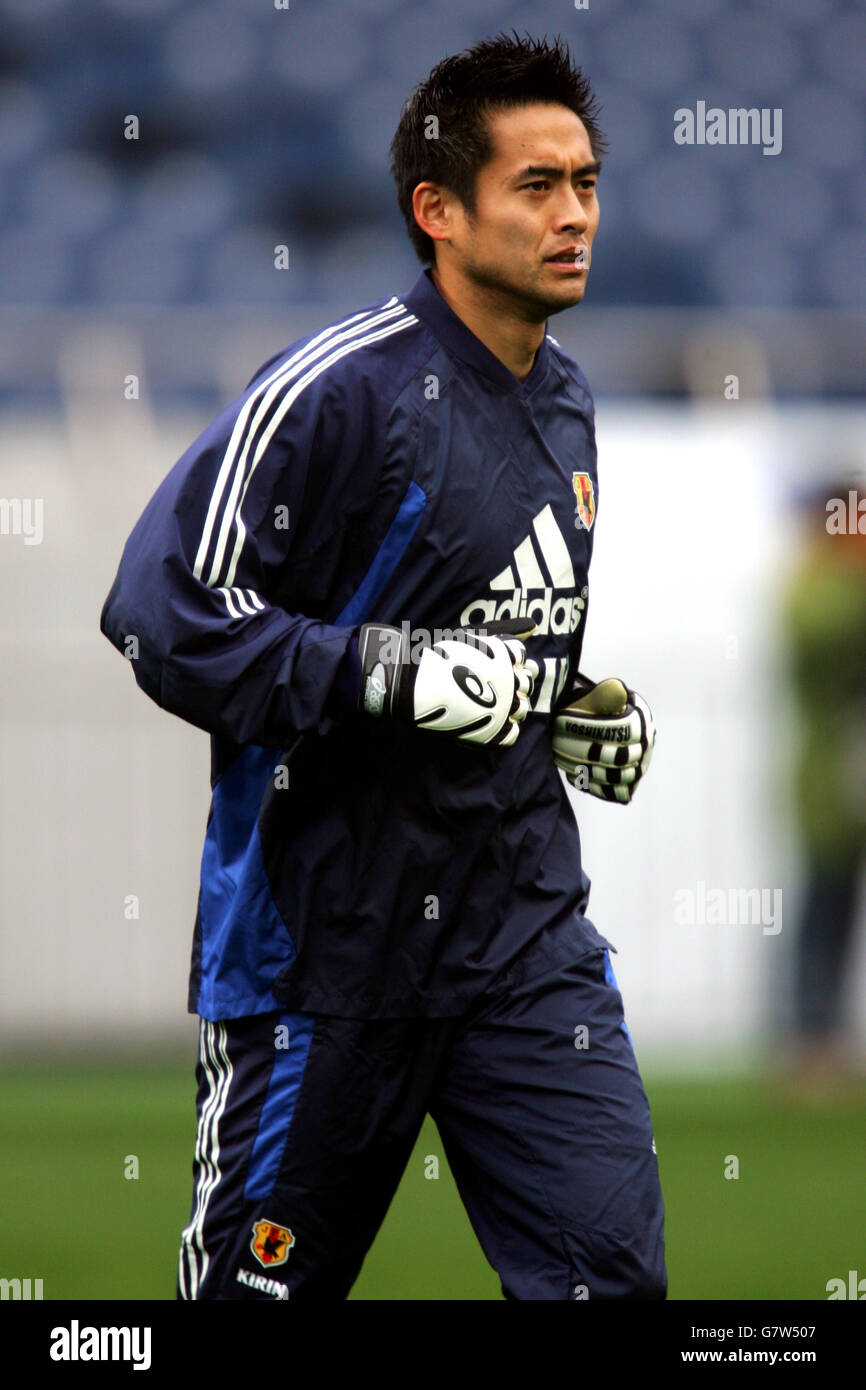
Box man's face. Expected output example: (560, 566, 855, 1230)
(441, 102, 601, 320)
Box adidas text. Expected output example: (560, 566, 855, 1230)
(460, 587, 585, 637)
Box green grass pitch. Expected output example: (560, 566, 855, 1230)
(0, 1059, 862, 1300)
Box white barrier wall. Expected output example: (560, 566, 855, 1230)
(1, 398, 864, 1059)
(576, 401, 866, 1063)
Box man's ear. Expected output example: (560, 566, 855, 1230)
(412, 182, 456, 250)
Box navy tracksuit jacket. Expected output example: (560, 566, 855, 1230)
(100, 268, 665, 1300)
(101, 267, 615, 1020)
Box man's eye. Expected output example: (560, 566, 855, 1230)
(579, 181, 598, 192)
(525, 181, 548, 192)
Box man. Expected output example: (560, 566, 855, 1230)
(100, 33, 664, 1301)
(783, 480, 866, 1085)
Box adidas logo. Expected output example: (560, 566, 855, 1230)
(459, 504, 587, 715)
(459, 504, 587, 638)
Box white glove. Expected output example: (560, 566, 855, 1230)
(552, 672, 656, 803)
(358, 619, 538, 747)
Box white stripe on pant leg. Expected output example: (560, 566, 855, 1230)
(179, 1021, 233, 1299)
(185, 1022, 232, 1299)
(178, 1020, 207, 1298)
(190, 1023, 234, 1299)
(179, 1020, 219, 1300)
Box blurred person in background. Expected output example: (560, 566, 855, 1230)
(781, 478, 866, 1088)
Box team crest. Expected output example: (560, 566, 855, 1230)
(571, 472, 596, 531)
(251, 1219, 295, 1269)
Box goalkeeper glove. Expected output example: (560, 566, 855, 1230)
(552, 672, 656, 803)
(358, 619, 538, 747)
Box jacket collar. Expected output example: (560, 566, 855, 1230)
(401, 267, 551, 397)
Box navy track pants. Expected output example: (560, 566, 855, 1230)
(177, 946, 666, 1301)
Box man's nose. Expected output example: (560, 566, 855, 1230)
(555, 186, 590, 231)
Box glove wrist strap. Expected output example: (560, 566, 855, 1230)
(358, 623, 413, 720)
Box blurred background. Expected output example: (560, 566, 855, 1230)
(0, 0, 864, 1300)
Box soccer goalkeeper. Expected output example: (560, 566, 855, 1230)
(100, 34, 665, 1301)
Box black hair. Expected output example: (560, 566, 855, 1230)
(389, 31, 608, 265)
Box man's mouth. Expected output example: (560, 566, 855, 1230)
(547, 248, 588, 269)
